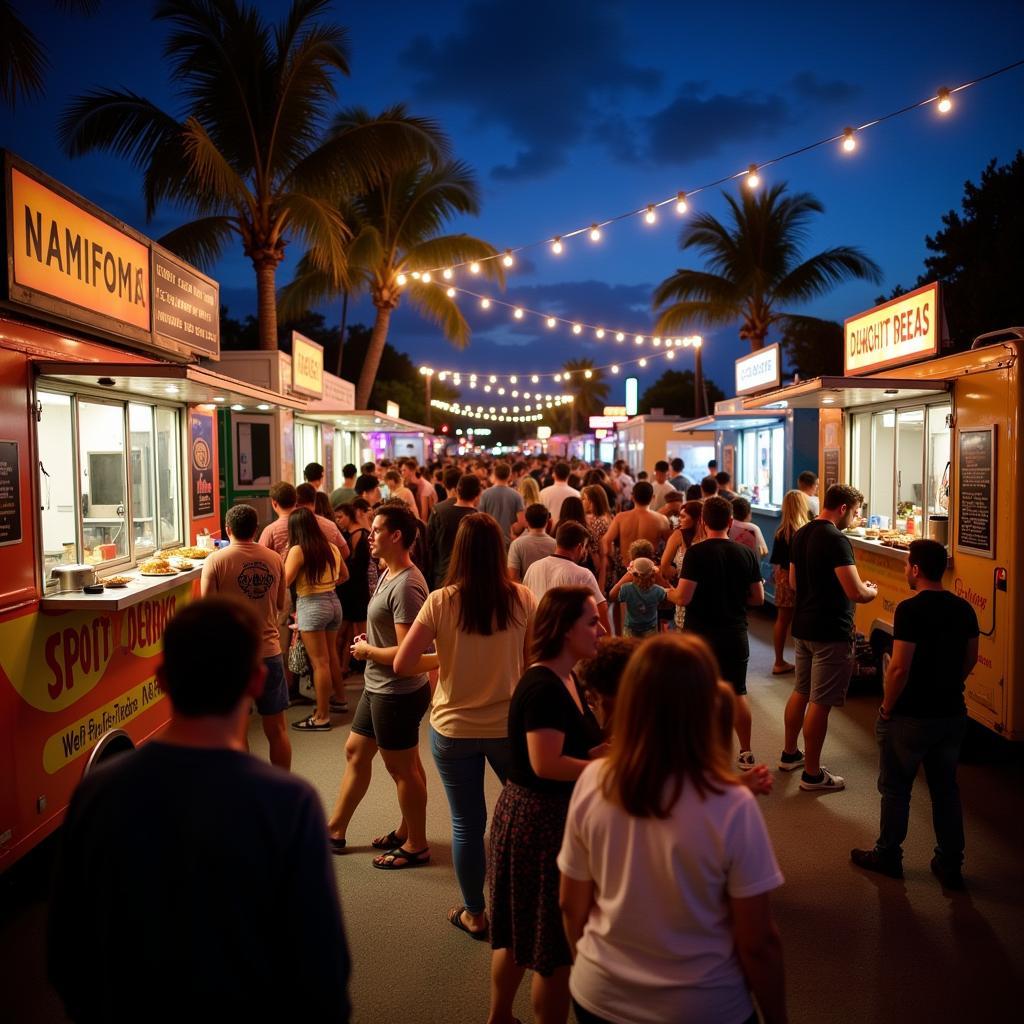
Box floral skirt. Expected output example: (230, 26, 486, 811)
(773, 565, 796, 609)
(488, 782, 572, 976)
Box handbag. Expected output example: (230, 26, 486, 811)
(287, 631, 310, 676)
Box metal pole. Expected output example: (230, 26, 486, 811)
(694, 344, 706, 418)
(425, 372, 432, 427)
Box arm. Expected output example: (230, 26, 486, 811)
(393, 619, 440, 677)
(608, 572, 631, 601)
(666, 578, 697, 607)
(747, 580, 765, 607)
(730, 892, 787, 1024)
(880, 639, 915, 717)
(333, 548, 350, 586)
(601, 516, 620, 559)
(559, 875, 596, 961)
(660, 531, 682, 581)
(834, 564, 878, 603)
(284, 545, 303, 587)
(507, 543, 522, 583)
(597, 599, 611, 636)
(199, 557, 216, 597)
(788, 562, 796, 591)
(526, 729, 591, 781)
(353, 621, 438, 673)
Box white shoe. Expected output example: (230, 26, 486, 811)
(799, 767, 845, 791)
(737, 751, 756, 772)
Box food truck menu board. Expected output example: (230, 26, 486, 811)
(0, 440, 21, 546)
(823, 448, 840, 491)
(957, 427, 995, 558)
(151, 247, 219, 356)
(190, 413, 215, 520)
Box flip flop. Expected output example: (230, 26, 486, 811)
(371, 829, 406, 850)
(372, 846, 430, 870)
(448, 906, 489, 942)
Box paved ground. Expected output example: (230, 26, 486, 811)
(3, 611, 1023, 1022)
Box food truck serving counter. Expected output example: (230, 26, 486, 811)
(743, 303, 1023, 740)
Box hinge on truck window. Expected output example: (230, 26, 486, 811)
(35, 399, 42, 423)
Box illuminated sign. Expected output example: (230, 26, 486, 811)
(625, 377, 639, 416)
(151, 245, 219, 357)
(603, 405, 627, 417)
(386, 400, 400, 419)
(589, 414, 628, 429)
(537, 426, 552, 439)
(735, 344, 781, 396)
(291, 331, 324, 398)
(844, 282, 940, 376)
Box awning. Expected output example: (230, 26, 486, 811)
(33, 360, 309, 410)
(741, 376, 949, 410)
(675, 410, 786, 432)
(299, 409, 433, 434)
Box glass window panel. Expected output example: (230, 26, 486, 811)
(129, 403, 157, 557)
(896, 408, 925, 535)
(927, 404, 952, 518)
(871, 410, 895, 526)
(756, 429, 772, 505)
(156, 406, 182, 548)
(38, 391, 77, 580)
(79, 400, 129, 565)
(294, 421, 320, 484)
(850, 412, 872, 497)
(770, 427, 785, 507)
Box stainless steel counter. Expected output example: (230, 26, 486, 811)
(39, 565, 202, 612)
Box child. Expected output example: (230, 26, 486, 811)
(609, 557, 667, 639)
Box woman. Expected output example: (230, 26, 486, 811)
(659, 500, 704, 630)
(559, 634, 787, 1024)
(394, 513, 536, 942)
(487, 586, 605, 1024)
(769, 489, 811, 675)
(581, 485, 612, 591)
(512, 475, 542, 539)
(384, 469, 419, 518)
(313, 490, 334, 520)
(285, 508, 349, 731)
(575, 635, 640, 734)
(335, 500, 372, 677)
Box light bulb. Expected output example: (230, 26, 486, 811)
(746, 164, 760, 189)
(644, 204, 657, 225)
(572, 323, 582, 335)
(396, 273, 407, 286)
(551, 237, 563, 255)
(584, 369, 593, 379)
(682, 337, 691, 347)
(502, 249, 514, 267)
(635, 335, 644, 345)
(936, 88, 952, 114)
(666, 350, 675, 360)
(411, 271, 421, 280)
(546, 316, 557, 329)
(513, 307, 524, 319)
(842, 127, 856, 152)
(554, 373, 562, 382)
(469, 380, 476, 388)
(676, 191, 688, 214)
(443, 268, 453, 280)
(589, 223, 601, 242)
(616, 332, 625, 342)
(639, 357, 647, 367)
(510, 375, 517, 384)
(469, 261, 481, 274)
(484, 385, 492, 392)
(653, 337, 661, 347)
(419, 365, 428, 375)
(498, 387, 505, 395)
(421, 270, 431, 283)
(611, 364, 619, 374)
(438, 371, 447, 380)
(480, 297, 491, 309)
(512, 391, 518, 398)
(446, 287, 456, 297)
(531, 374, 539, 383)
(489, 375, 497, 383)
(595, 328, 605, 339)
(694, 336, 703, 348)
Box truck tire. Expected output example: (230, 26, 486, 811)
(82, 729, 135, 777)
(871, 631, 894, 681)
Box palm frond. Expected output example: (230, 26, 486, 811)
(181, 116, 252, 211)
(331, 104, 452, 162)
(345, 224, 386, 276)
(652, 269, 741, 310)
(773, 247, 883, 304)
(394, 159, 480, 244)
(406, 284, 472, 349)
(274, 191, 349, 272)
(277, 260, 346, 321)
(0, 1, 46, 105)
(654, 300, 737, 335)
(158, 216, 237, 270)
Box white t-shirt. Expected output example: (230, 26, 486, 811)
(649, 479, 675, 511)
(558, 761, 784, 1024)
(728, 520, 768, 557)
(539, 481, 581, 522)
(805, 494, 820, 515)
(523, 554, 605, 608)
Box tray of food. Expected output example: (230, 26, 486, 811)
(103, 576, 133, 588)
(162, 546, 210, 560)
(139, 558, 179, 576)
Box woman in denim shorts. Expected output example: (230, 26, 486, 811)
(285, 508, 348, 731)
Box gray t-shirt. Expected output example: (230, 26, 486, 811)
(364, 565, 429, 695)
(480, 484, 524, 541)
(508, 532, 556, 579)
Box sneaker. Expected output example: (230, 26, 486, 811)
(799, 767, 845, 791)
(737, 751, 756, 771)
(930, 856, 966, 891)
(778, 749, 805, 772)
(851, 847, 904, 879)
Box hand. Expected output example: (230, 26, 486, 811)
(741, 765, 774, 796)
(351, 639, 371, 659)
(588, 742, 612, 759)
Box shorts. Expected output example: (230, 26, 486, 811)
(623, 625, 658, 639)
(351, 685, 431, 750)
(794, 637, 855, 707)
(772, 565, 795, 608)
(695, 631, 749, 696)
(296, 591, 343, 632)
(257, 655, 289, 716)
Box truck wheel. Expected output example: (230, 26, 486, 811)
(871, 632, 894, 680)
(82, 729, 135, 777)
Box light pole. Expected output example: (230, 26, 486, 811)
(419, 366, 434, 427)
(693, 337, 706, 418)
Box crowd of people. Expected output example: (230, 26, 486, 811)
(46, 452, 980, 1024)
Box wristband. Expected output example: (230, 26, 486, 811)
(878, 705, 891, 719)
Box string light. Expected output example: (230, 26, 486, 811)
(584, 369, 593, 379)
(572, 323, 582, 334)
(480, 297, 491, 309)
(421, 271, 431, 283)
(644, 204, 657, 225)
(639, 357, 647, 367)
(443, 268, 453, 280)
(635, 335, 644, 345)
(745, 164, 761, 189)
(531, 374, 539, 383)
(514, 307, 524, 319)
(396, 273, 407, 286)
(411, 271, 421, 280)
(446, 286, 456, 297)
(842, 127, 857, 152)
(595, 329, 605, 339)
(936, 87, 952, 113)
(546, 316, 557, 328)
(611, 364, 619, 374)
(502, 249, 514, 267)
(469, 261, 481, 274)
(616, 332, 625, 342)
(676, 191, 688, 214)
(589, 223, 602, 242)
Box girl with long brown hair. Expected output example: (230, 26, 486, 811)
(769, 489, 811, 674)
(393, 512, 536, 941)
(581, 484, 612, 590)
(559, 634, 787, 1024)
(659, 499, 705, 630)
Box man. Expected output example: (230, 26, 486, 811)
(524, 520, 610, 634)
(708, 458, 718, 475)
(48, 598, 350, 1022)
(603, 480, 671, 596)
(304, 462, 325, 491)
(667, 496, 764, 767)
(715, 471, 737, 501)
(700, 475, 719, 499)
(658, 490, 685, 523)
(507, 502, 556, 582)
(729, 496, 769, 557)
(355, 473, 382, 505)
(432, 466, 463, 513)
(201, 504, 290, 769)
(539, 461, 580, 521)
(258, 482, 302, 697)
(480, 461, 525, 542)
(668, 456, 692, 493)
(426, 473, 480, 589)
(402, 459, 436, 520)
(295, 482, 349, 558)
(851, 539, 979, 887)
(782, 484, 877, 791)
(649, 460, 676, 511)
(330, 464, 358, 508)
(329, 504, 435, 868)
(611, 459, 635, 508)
(798, 470, 820, 515)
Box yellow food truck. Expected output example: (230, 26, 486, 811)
(744, 284, 1021, 740)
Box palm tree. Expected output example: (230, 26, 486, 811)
(653, 183, 882, 352)
(280, 109, 501, 407)
(58, 0, 442, 350)
(554, 358, 607, 436)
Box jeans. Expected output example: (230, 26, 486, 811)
(430, 726, 512, 914)
(876, 714, 967, 864)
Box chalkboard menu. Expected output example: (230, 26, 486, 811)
(957, 427, 995, 558)
(0, 440, 22, 546)
(823, 448, 840, 491)
(152, 248, 220, 357)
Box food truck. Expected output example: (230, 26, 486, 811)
(743, 284, 1022, 739)
(0, 152, 307, 869)
(615, 410, 715, 479)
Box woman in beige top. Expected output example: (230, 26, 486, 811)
(394, 512, 536, 941)
(511, 475, 541, 538)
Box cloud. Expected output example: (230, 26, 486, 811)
(400, 1, 661, 181)
(789, 72, 861, 104)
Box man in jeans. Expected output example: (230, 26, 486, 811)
(782, 484, 877, 791)
(851, 539, 979, 887)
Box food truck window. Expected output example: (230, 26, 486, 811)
(294, 420, 321, 483)
(736, 424, 784, 508)
(896, 408, 925, 535)
(156, 405, 183, 549)
(129, 403, 157, 557)
(79, 400, 130, 566)
(927, 404, 951, 521)
(850, 411, 872, 501)
(38, 391, 78, 575)
(871, 411, 895, 525)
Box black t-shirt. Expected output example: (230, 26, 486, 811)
(770, 531, 792, 568)
(507, 665, 603, 797)
(426, 502, 476, 589)
(48, 743, 350, 1023)
(681, 538, 762, 638)
(791, 519, 857, 641)
(892, 590, 980, 717)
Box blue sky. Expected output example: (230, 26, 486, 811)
(2, 0, 1023, 401)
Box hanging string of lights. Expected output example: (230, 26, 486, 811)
(430, 398, 563, 424)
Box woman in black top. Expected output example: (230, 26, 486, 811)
(488, 585, 605, 1024)
(769, 489, 811, 675)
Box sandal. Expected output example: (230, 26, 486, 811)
(372, 845, 430, 870)
(371, 829, 406, 850)
(448, 905, 489, 941)
(329, 837, 347, 856)
(291, 714, 332, 731)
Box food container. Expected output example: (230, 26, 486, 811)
(928, 515, 949, 545)
(98, 543, 118, 560)
(50, 564, 99, 593)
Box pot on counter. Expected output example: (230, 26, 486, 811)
(928, 515, 949, 545)
(51, 563, 99, 592)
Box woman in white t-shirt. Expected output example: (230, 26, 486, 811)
(558, 634, 787, 1024)
(394, 512, 536, 942)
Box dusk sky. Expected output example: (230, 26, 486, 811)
(2, 0, 1023, 403)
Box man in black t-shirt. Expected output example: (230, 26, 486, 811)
(669, 496, 764, 769)
(48, 598, 350, 1023)
(852, 539, 979, 888)
(426, 473, 480, 588)
(782, 484, 878, 792)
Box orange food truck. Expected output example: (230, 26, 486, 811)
(744, 283, 1022, 739)
(0, 152, 306, 870)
